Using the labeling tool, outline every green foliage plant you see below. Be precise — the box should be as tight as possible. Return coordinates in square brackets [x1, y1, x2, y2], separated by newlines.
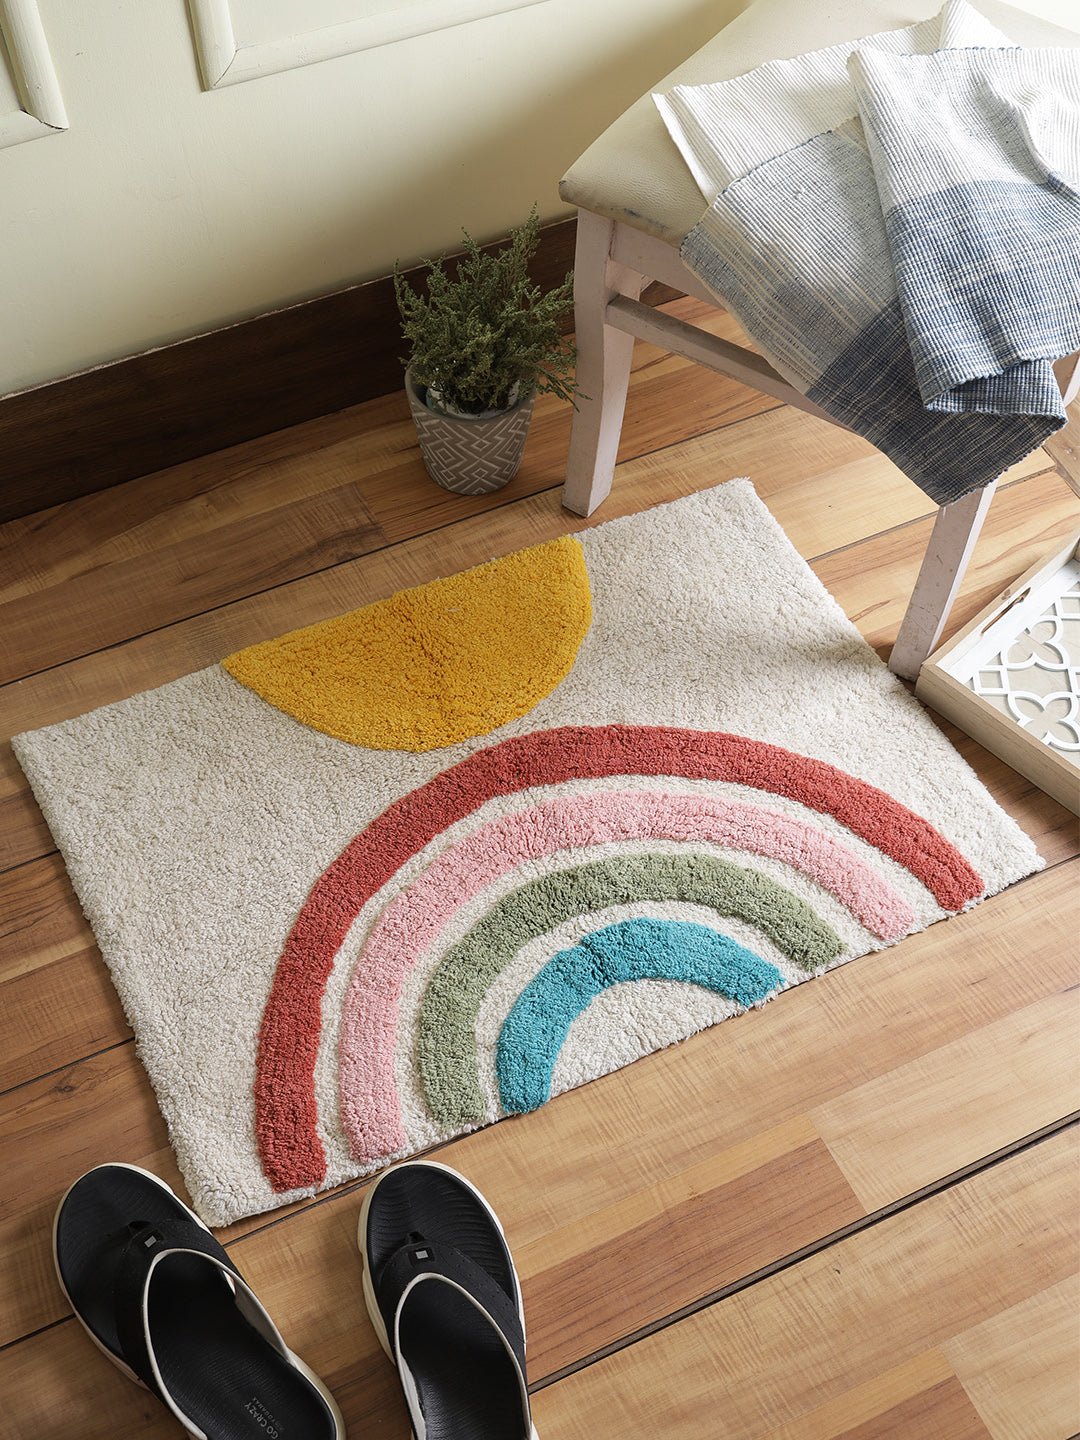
[394, 205, 577, 417]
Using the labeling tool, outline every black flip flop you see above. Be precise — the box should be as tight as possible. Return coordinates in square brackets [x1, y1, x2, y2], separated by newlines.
[359, 1160, 538, 1440]
[53, 1163, 345, 1440]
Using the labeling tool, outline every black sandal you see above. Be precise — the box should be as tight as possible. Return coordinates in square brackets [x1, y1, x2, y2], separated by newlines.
[53, 1163, 344, 1439]
[359, 1161, 538, 1440]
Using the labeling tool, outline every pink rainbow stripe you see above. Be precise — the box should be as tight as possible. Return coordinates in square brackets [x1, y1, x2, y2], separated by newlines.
[254, 725, 982, 1192]
[337, 789, 916, 1162]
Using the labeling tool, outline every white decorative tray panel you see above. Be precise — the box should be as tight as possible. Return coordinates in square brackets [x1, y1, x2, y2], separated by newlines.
[916, 530, 1080, 814]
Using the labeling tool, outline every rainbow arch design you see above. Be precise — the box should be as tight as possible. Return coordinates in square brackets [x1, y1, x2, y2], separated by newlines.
[254, 725, 983, 1193]
[336, 787, 916, 1164]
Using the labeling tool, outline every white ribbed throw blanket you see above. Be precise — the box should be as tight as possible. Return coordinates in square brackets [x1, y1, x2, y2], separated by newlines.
[655, 0, 1080, 504]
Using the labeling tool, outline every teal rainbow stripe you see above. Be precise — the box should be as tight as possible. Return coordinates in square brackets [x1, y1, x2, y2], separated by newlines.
[495, 918, 781, 1114]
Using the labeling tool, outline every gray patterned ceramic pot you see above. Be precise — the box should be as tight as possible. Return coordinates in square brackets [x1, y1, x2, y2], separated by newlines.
[404, 368, 537, 495]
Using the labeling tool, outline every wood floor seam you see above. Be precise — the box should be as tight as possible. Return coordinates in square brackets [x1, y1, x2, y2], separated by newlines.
[800, 465, 1055, 567]
[0, 483, 569, 688]
[613, 399, 788, 468]
[0, 464, 1061, 689]
[0, 1037, 135, 1103]
[529, 1111, 1080, 1392]
[15, 1116, 1073, 1383]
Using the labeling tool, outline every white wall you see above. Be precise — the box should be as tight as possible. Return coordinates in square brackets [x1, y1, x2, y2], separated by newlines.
[1, 0, 1074, 399]
[0, 0, 740, 397]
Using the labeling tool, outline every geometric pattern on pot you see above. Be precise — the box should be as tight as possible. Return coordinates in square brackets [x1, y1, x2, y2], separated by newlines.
[254, 724, 984, 1194]
[405, 369, 539, 494]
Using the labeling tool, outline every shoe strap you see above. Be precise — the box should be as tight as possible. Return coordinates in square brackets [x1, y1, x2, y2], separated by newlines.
[377, 1239, 527, 1371]
[112, 1218, 242, 1395]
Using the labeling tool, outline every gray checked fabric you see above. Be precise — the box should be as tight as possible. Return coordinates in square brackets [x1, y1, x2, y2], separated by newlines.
[657, 0, 1080, 504]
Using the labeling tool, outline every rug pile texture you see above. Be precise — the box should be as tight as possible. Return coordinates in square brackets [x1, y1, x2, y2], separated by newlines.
[14, 481, 1042, 1226]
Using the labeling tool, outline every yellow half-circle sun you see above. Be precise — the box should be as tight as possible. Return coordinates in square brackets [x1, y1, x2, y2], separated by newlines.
[222, 535, 592, 752]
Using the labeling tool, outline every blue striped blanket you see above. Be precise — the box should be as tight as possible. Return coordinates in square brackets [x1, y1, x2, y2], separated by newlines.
[656, 0, 1080, 504]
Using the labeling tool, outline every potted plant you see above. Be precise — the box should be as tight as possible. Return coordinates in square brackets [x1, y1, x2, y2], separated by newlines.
[394, 206, 577, 495]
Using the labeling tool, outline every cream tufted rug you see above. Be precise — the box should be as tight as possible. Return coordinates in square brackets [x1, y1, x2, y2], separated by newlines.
[14, 480, 1042, 1227]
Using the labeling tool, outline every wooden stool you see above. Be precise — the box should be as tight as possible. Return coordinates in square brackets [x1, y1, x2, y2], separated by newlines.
[558, 0, 1080, 678]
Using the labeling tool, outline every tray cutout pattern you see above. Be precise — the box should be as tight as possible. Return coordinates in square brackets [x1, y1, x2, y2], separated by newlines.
[959, 563, 1080, 757]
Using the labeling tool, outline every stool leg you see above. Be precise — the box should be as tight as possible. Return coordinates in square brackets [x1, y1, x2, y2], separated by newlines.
[889, 481, 997, 681]
[562, 212, 644, 516]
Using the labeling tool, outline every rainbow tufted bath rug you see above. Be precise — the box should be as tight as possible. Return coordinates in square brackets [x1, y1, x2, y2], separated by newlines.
[13, 480, 1042, 1226]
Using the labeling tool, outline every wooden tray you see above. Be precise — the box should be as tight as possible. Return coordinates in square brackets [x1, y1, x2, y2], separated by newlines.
[916, 529, 1080, 814]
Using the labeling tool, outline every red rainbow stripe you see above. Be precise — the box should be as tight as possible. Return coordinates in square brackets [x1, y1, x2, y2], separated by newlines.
[254, 725, 983, 1192]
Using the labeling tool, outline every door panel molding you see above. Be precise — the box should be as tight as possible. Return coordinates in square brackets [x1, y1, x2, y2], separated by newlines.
[0, 0, 67, 147]
[189, 0, 550, 89]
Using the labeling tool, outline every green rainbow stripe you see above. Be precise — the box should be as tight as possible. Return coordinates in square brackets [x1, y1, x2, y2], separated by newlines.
[417, 851, 842, 1128]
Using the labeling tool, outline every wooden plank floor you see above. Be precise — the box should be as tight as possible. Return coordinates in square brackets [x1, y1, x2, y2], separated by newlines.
[2, 298, 1078, 1439]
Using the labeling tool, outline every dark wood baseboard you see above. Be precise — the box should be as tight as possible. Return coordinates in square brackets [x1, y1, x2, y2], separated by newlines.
[1, 217, 598, 525]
